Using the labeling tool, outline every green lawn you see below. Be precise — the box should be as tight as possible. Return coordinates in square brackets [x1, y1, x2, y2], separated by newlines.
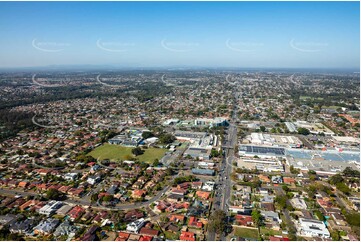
[260, 227, 282, 236]
[234, 227, 259, 240]
[164, 231, 179, 240]
[88, 144, 167, 163]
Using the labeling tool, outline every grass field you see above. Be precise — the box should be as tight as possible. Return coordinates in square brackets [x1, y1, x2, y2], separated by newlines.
[234, 227, 259, 240]
[299, 96, 324, 101]
[260, 227, 282, 236]
[88, 143, 167, 163]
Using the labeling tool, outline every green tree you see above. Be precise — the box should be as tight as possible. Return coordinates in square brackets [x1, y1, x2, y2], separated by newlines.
[297, 127, 310, 135]
[142, 131, 154, 139]
[336, 182, 351, 195]
[208, 210, 227, 234]
[158, 133, 175, 144]
[260, 126, 266, 132]
[131, 147, 144, 156]
[45, 188, 63, 200]
[153, 159, 160, 167]
[252, 209, 263, 227]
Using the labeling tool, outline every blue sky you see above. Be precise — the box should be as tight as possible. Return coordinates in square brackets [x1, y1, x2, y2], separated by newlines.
[0, 1, 359, 69]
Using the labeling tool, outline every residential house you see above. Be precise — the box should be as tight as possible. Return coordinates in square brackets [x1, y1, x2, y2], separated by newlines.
[68, 206, 85, 221]
[53, 220, 78, 237]
[33, 218, 60, 235]
[180, 231, 196, 241]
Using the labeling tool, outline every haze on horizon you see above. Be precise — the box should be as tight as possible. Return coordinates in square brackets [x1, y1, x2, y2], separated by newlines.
[0, 1, 359, 69]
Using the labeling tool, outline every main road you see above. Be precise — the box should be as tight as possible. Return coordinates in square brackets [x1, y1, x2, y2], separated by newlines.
[207, 102, 239, 241]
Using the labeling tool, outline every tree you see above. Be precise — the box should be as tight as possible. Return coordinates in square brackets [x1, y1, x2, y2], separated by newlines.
[45, 188, 63, 200]
[142, 131, 154, 139]
[314, 210, 325, 221]
[131, 147, 144, 156]
[91, 193, 99, 203]
[329, 174, 344, 185]
[251, 209, 262, 227]
[158, 133, 175, 144]
[208, 210, 227, 234]
[343, 167, 360, 177]
[336, 182, 351, 195]
[330, 230, 340, 241]
[260, 126, 266, 132]
[297, 127, 310, 135]
[275, 195, 287, 209]
[153, 159, 160, 167]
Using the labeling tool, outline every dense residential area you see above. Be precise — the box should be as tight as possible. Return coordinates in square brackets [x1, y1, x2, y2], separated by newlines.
[0, 70, 359, 241]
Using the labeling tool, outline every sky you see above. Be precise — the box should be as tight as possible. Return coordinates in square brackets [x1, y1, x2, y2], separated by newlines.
[0, 1, 359, 69]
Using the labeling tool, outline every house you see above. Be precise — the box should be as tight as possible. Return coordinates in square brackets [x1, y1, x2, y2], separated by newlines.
[188, 216, 202, 229]
[132, 190, 146, 199]
[68, 206, 85, 221]
[126, 218, 145, 234]
[260, 203, 275, 212]
[269, 235, 290, 241]
[191, 182, 203, 189]
[167, 194, 184, 202]
[139, 235, 153, 241]
[92, 211, 108, 224]
[180, 231, 196, 241]
[290, 197, 308, 210]
[67, 188, 84, 198]
[128, 234, 141, 241]
[33, 218, 60, 235]
[261, 211, 281, 223]
[196, 191, 211, 200]
[164, 222, 180, 233]
[317, 197, 333, 209]
[139, 227, 159, 237]
[18, 181, 29, 189]
[59, 185, 71, 193]
[177, 182, 190, 190]
[53, 220, 78, 237]
[258, 174, 271, 183]
[271, 175, 283, 184]
[9, 218, 38, 234]
[297, 218, 330, 238]
[116, 232, 130, 241]
[283, 177, 296, 185]
[171, 188, 187, 196]
[81, 211, 95, 222]
[63, 173, 78, 181]
[125, 210, 144, 222]
[8, 180, 19, 188]
[80, 225, 99, 241]
[56, 204, 73, 216]
[169, 214, 185, 224]
[202, 181, 215, 191]
[39, 201, 63, 216]
[87, 175, 101, 185]
[235, 214, 253, 227]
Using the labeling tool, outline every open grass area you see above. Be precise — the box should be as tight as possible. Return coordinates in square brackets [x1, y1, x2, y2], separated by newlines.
[234, 227, 259, 240]
[88, 143, 167, 163]
[300, 96, 324, 101]
[260, 227, 282, 236]
[164, 231, 179, 240]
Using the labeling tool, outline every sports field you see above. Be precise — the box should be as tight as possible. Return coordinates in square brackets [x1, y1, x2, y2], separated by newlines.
[88, 143, 167, 163]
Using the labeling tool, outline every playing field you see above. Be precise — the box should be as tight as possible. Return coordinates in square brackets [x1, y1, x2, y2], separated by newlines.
[88, 143, 167, 163]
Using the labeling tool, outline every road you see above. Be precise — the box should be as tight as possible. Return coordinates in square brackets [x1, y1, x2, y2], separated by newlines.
[207, 102, 239, 241]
